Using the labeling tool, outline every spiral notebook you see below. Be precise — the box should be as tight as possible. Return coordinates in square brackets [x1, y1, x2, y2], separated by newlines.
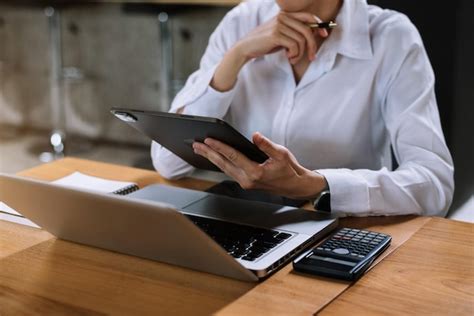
[0, 172, 140, 227]
[51, 172, 140, 195]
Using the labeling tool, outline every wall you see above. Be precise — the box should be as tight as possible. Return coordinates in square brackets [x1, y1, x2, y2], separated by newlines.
[0, 2, 229, 144]
[451, 0, 474, 212]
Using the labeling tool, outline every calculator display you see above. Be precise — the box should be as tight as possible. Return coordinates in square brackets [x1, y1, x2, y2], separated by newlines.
[307, 254, 356, 272]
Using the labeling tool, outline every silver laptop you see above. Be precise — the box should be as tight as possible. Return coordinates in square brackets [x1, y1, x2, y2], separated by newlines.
[0, 173, 337, 281]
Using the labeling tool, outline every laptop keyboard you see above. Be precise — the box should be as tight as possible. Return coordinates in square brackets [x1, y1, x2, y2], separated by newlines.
[186, 214, 292, 262]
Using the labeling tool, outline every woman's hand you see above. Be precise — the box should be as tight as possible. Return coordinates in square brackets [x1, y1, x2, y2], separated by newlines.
[192, 132, 327, 199]
[210, 11, 328, 92]
[236, 11, 328, 64]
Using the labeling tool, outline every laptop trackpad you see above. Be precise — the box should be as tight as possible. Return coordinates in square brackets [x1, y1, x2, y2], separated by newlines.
[128, 184, 208, 209]
[183, 194, 332, 231]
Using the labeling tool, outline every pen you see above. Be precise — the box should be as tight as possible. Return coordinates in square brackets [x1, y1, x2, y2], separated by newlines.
[307, 21, 338, 29]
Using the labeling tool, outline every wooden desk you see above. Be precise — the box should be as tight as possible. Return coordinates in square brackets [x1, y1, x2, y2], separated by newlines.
[319, 218, 474, 315]
[0, 158, 472, 315]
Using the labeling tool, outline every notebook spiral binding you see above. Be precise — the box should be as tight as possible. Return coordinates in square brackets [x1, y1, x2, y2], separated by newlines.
[112, 184, 140, 195]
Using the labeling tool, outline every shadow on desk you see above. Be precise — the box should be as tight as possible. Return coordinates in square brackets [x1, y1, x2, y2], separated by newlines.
[0, 238, 255, 315]
[339, 215, 420, 230]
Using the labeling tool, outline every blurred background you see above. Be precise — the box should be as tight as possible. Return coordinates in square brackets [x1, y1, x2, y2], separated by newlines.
[0, 0, 472, 222]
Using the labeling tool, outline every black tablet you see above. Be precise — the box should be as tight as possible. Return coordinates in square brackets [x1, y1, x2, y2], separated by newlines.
[111, 108, 269, 172]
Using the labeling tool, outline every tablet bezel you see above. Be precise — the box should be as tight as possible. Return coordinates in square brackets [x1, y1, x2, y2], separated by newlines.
[111, 107, 268, 172]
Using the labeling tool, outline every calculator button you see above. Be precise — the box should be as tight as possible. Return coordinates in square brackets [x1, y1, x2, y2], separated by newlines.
[316, 247, 324, 251]
[333, 248, 350, 255]
[357, 255, 365, 258]
[324, 248, 332, 251]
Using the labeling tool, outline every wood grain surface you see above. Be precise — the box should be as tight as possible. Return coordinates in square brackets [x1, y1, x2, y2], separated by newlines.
[0, 220, 51, 259]
[319, 218, 474, 315]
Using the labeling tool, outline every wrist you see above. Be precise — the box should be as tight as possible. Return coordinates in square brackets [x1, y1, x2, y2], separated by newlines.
[210, 45, 248, 92]
[298, 170, 328, 200]
[228, 43, 251, 67]
[305, 171, 331, 212]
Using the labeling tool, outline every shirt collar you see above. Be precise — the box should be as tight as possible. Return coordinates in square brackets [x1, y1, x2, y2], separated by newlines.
[262, 0, 373, 63]
[331, 0, 373, 60]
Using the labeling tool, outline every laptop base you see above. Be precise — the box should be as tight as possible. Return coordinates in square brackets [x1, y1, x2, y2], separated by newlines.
[205, 180, 307, 208]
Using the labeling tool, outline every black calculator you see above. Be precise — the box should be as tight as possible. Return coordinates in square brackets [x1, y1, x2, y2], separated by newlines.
[293, 228, 391, 281]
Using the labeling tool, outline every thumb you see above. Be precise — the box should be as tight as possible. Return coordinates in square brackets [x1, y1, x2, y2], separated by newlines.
[253, 132, 283, 160]
[253, 132, 307, 175]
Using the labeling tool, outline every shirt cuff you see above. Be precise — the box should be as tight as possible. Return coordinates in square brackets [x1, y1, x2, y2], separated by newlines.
[316, 168, 370, 216]
[171, 65, 237, 118]
[151, 141, 195, 179]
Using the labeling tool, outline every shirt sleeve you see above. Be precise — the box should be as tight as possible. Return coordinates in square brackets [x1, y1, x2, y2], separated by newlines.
[317, 23, 454, 217]
[151, 4, 246, 179]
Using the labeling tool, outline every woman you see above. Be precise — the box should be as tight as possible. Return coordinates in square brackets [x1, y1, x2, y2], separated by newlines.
[151, 0, 454, 217]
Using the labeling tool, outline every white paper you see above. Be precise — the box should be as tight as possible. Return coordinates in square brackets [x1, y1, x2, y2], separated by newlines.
[51, 171, 137, 194]
[0, 201, 21, 216]
[0, 202, 39, 228]
[0, 212, 39, 228]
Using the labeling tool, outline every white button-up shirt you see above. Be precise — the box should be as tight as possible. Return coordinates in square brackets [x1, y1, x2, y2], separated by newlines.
[151, 0, 454, 217]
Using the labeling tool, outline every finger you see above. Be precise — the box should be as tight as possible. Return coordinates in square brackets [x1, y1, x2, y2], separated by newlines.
[277, 23, 306, 64]
[193, 142, 243, 180]
[274, 33, 300, 60]
[279, 13, 318, 61]
[252, 132, 307, 175]
[309, 14, 329, 38]
[284, 11, 319, 24]
[318, 28, 329, 38]
[285, 12, 330, 42]
[203, 138, 259, 174]
[252, 132, 285, 160]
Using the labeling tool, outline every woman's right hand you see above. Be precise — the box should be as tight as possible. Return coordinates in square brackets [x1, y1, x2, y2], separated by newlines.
[210, 11, 328, 92]
[235, 11, 329, 65]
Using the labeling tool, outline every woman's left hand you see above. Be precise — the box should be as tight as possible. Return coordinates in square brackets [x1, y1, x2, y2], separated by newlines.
[192, 132, 327, 199]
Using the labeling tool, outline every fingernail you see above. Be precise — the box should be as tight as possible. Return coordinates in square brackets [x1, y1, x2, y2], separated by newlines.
[313, 15, 322, 23]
